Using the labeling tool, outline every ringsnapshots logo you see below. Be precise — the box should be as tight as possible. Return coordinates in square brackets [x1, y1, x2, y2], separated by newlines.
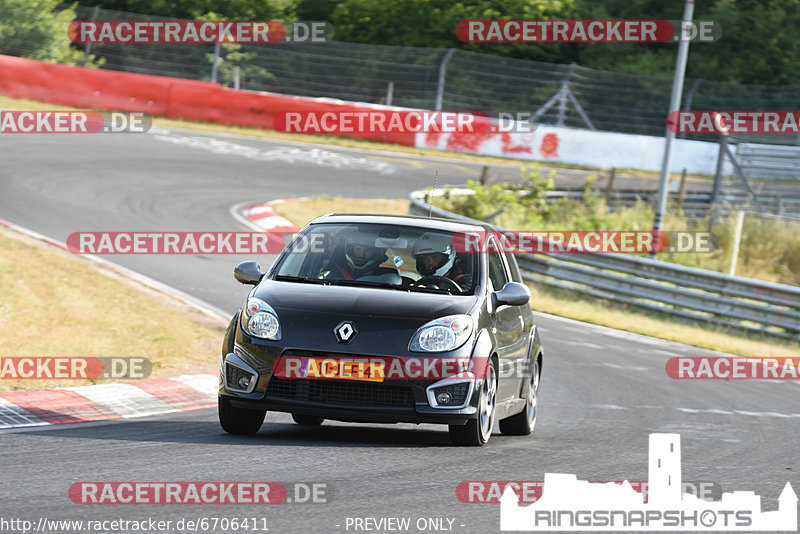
[499, 434, 797, 531]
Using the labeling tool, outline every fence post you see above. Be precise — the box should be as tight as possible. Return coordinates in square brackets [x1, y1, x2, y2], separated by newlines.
[556, 63, 577, 127]
[81, 6, 99, 67]
[605, 167, 616, 203]
[651, 0, 694, 260]
[709, 135, 727, 225]
[234, 66, 240, 90]
[211, 41, 221, 83]
[728, 210, 745, 276]
[435, 49, 455, 111]
[479, 165, 490, 185]
[677, 168, 687, 210]
[385, 81, 394, 106]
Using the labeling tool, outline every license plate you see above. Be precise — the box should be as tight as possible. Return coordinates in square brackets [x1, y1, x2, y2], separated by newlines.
[299, 357, 384, 382]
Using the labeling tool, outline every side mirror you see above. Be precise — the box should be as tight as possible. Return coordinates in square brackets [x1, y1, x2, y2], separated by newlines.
[234, 261, 264, 285]
[491, 281, 530, 309]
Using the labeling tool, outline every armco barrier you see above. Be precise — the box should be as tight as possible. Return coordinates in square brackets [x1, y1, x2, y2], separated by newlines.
[409, 190, 800, 341]
[0, 55, 417, 146]
[0, 55, 728, 175]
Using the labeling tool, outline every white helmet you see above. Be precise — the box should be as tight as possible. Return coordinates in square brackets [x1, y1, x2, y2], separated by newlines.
[413, 232, 456, 277]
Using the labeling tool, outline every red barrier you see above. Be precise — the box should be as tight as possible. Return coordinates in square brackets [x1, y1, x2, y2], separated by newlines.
[0, 55, 416, 146]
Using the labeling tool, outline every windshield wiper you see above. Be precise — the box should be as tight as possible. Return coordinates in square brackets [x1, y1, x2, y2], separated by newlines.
[326, 279, 461, 295]
[276, 276, 465, 295]
[274, 275, 328, 284]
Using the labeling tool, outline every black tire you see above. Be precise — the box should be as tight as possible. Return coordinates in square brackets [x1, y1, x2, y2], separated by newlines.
[449, 359, 498, 446]
[292, 414, 324, 426]
[500, 356, 539, 436]
[218, 395, 266, 435]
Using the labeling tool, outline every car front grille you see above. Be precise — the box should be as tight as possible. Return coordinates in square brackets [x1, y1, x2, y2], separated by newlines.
[265, 377, 413, 408]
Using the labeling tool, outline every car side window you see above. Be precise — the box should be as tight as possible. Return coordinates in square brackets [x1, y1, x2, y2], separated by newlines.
[487, 241, 509, 291]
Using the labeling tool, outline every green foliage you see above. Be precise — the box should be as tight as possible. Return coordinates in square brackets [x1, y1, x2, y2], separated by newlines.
[0, 0, 85, 65]
[331, 0, 572, 52]
[327, 0, 800, 85]
[201, 12, 274, 86]
[711, 213, 800, 285]
[46, 0, 800, 84]
[435, 164, 555, 222]
[441, 176, 800, 286]
[76, 0, 295, 20]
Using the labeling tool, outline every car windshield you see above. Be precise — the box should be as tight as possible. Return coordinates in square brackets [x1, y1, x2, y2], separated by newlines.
[273, 222, 478, 295]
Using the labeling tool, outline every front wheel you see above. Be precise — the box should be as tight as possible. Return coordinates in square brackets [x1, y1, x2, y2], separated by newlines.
[218, 396, 266, 435]
[500, 357, 539, 436]
[449, 359, 497, 446]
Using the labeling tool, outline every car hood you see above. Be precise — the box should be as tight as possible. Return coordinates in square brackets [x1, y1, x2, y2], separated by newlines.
[252, 279, 478, 320]
[243, 280, 480, 356]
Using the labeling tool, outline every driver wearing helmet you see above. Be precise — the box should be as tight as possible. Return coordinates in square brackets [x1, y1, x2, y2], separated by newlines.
[322, 231, 393, 280]
[412, 232, 472, 289]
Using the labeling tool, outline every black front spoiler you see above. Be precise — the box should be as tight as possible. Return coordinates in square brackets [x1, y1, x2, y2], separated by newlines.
[226, 395, 475, 425]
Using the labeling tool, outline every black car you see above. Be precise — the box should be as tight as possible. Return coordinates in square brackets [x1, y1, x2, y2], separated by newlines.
[218, 214, 543, 446]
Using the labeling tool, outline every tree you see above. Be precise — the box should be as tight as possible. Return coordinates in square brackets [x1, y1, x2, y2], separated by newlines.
[0, 0, 85, 64]
[74, 0, 295, 20]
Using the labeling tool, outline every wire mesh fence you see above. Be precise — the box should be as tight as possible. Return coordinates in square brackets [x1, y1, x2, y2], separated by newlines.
[2, 3, 800, 143]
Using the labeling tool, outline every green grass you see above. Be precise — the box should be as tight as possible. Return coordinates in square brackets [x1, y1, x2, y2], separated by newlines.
[0, 226, 225, 392]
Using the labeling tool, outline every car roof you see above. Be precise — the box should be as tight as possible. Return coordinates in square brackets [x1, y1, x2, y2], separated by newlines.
[308, 213, 490, 233]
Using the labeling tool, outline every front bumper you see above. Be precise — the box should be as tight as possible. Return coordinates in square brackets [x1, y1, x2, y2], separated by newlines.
[220, 344, 481, 426]
[227, 394, 476, 425]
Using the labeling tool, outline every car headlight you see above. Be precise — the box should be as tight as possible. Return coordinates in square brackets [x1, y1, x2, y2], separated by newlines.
[409, 315, 472, 353]
[242, 297, 281, 340]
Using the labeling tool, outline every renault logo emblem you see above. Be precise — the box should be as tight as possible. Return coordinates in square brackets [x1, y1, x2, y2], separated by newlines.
[335, 321, 357, 343]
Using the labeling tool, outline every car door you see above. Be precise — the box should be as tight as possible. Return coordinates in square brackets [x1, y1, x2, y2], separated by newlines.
[486, 240, 528, 401]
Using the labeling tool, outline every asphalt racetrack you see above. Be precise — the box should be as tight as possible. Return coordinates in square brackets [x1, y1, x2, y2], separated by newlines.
[0, 128, 798, 533]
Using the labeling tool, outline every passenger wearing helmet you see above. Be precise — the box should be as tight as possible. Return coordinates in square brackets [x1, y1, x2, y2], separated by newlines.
[412, 232, 472, 289]
[321, 231, 393, 280]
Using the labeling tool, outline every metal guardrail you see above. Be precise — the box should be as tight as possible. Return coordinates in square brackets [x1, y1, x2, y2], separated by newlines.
[736, 143, 800, 181]
[545, 189, 800, 217]
[409, 190, 800, 341]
